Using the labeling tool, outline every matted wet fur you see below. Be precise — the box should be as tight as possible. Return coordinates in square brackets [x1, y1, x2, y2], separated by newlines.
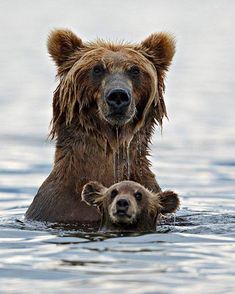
[25, 29, 175, 226]
[82, 181, 180, 232]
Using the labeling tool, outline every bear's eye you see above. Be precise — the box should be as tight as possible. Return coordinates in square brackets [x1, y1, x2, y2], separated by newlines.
[92, 65, 105, 76]
[134, 192, 142, 201]
[128, 65, 140, 77]
[110, 189, 118, 199]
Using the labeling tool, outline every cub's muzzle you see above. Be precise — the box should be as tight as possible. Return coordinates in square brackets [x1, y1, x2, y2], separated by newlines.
[116, 198, 129, 216]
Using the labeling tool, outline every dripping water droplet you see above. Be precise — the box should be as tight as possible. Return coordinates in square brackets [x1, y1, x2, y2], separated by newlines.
[126, 140, 131, 180]
[113, 151, 116, 183]
[138, 132, 143, 178]
[116, 127, 120, 182]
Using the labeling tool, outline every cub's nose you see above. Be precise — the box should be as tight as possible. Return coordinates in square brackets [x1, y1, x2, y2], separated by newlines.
[105, 89, 131, 111]
[116, 198, 129, 212]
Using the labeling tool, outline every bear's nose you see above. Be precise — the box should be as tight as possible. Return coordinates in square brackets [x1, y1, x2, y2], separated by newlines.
[105, 89, 131, 111]
[116, 198, 129, 212]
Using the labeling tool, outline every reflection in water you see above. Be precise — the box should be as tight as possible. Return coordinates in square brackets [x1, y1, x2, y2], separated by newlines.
[0, 0, 235, 293]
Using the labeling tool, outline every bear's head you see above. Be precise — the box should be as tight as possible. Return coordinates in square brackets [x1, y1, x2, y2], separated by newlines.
[81, 180, 179, 232]
[47, 29, 175, 144]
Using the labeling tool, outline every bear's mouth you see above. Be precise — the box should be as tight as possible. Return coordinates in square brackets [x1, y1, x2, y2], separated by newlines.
[110, 209, 136, 225]
[106, 110, 133, 124]
[114, 210, 132, 218]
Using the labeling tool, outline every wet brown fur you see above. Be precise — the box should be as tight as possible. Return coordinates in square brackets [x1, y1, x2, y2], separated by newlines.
[25, 29, 175, 226]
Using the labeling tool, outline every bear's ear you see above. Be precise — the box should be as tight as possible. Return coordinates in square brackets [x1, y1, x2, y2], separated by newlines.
[158, 191, 180, 214]
[138, 33, 176, 71]
[47, 29, 84, 67]
[81, 181, 107, 208]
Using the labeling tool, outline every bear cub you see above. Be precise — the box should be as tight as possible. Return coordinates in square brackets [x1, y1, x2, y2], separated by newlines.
[82, 180, 180, 232]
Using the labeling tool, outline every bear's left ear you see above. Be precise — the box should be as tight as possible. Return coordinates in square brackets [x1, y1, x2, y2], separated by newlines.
[81, 181, 107, 208]
[47, 29, 84, 67]
[158, 191, 180, 214]
[138, 33, 176, 71]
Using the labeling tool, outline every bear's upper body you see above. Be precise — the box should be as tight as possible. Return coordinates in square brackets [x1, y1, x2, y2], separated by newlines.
[25, 29, 175, 227]
[82, 180, 180, 232]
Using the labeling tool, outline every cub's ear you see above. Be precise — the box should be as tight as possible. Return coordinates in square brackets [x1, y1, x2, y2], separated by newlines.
[81, 181, 107, 208]
[138, 33, 176, 71]
[47, 29, 84, 67]
[158, 190, 180, 214]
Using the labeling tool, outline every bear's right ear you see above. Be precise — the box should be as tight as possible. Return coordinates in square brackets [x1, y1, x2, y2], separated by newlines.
[81, 181, 107, 208]
[138, 33, 176, 71]
[47, 29, 84, 67]
[158, 190, 180, 214]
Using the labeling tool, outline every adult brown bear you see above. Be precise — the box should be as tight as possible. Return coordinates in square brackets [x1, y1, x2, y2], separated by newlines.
[25, 29, 175, 227]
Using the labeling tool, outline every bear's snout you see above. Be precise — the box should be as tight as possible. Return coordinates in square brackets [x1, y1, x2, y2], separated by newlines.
[116, 198, 130, 215]
[110, 195, 137, 224]
[105, 88, 131, 112]
[101, 72, 135, 126]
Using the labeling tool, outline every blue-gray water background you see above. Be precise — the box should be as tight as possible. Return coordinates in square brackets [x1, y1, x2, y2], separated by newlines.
[0, 0, 235, 293]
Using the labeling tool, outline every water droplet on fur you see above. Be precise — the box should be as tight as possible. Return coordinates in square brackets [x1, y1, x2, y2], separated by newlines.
[126, 140, 131, 180]
[112, 127, 122, 183]
[137, 132, 143, 177]
[116, 127, 120, 182]
[112, 128, 134, 182]
[113, 151, 116, 183]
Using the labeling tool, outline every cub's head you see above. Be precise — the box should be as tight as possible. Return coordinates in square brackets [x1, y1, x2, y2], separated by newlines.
[48, 29, 175, 140]
[81, 180, 179, 232]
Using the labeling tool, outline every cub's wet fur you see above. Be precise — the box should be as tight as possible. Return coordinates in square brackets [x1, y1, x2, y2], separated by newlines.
[82, 181, 180, 232]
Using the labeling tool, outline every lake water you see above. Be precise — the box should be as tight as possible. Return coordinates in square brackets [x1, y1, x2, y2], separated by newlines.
[0, 1, 235, 293]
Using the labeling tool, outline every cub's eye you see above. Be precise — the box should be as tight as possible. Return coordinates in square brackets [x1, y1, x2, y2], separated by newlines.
[134, 192, 142, 201]
[92, 65, 105, 76]
[129, 66, 140, 77]
[110, 189, 118, 199]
